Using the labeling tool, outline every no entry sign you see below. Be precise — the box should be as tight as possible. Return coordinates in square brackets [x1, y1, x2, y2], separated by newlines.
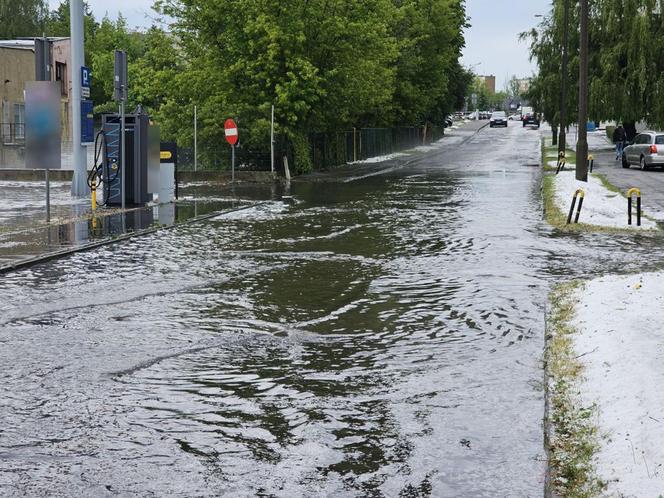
[224, 118, 239, 145]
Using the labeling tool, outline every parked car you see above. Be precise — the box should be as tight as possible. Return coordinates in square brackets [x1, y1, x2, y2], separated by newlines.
[489, 111, 507, 128]
[521, 106, 540, 128]
[621, 131, 664, 170]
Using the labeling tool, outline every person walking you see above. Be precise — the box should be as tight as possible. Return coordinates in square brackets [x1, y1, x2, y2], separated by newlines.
[613, 124, 626, 160]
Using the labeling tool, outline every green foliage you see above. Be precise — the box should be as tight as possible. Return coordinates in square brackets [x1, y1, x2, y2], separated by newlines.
[546, 282, 606, 497]
[88, 15, 146, 112]
[520, 1, 579, 128]
[154, 0, 470, 161]
[527, 0, 664, 128]
[45, 2, 151, 113]
[39, 0, 470, 173]
[605, 124, 616, 141]
[505, 75, 523, 97]
[0, 0, 48, 39]
[291, 132, 313, 174]
[392, 0, 468, 124]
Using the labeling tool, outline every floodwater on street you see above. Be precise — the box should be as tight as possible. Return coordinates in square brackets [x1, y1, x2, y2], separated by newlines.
[1, 123, 662, 496]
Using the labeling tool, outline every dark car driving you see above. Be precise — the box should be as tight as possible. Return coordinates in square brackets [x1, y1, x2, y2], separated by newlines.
[489, 111, 507, 128]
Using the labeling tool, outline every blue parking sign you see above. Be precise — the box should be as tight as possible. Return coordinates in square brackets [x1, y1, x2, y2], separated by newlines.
[81, 66, 91, 88]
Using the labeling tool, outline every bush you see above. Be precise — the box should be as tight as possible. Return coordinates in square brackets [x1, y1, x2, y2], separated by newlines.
[606, 125, 616, 141]
[292, 132, 313, 175]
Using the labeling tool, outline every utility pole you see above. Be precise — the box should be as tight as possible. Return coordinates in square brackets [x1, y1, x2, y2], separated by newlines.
[558, 0, 569, 155]
[576, 0, 589, 181]
[270, 104, 275, 173]
[70, 0, 88, 197]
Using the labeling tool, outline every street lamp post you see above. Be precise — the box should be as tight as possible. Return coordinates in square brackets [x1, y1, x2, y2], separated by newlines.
[558, 0, 569, 155]
[576, 0, 589, 181]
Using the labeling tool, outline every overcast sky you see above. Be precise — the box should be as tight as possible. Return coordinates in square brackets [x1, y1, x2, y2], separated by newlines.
[49, 0, 552, 90]
[461, 0, 552, 90]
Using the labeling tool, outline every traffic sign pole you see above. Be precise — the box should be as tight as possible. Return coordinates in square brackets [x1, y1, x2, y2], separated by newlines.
[224, 118, 239, 184]
[231, 144, 235, 183]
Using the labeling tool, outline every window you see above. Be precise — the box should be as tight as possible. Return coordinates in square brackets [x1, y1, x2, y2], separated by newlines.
[55, 62, 67, 95]
[13, 103, 24, 140]
[1, 99, 9, 143]
[655, 135, 664, 145]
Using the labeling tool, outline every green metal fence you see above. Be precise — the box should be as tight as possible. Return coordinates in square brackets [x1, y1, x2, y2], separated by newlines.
[177, 125, 446, 172]
[309, 125, 445, 170]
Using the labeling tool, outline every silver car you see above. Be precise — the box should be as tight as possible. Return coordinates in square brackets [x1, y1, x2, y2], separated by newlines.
[622, 131, 664, 170]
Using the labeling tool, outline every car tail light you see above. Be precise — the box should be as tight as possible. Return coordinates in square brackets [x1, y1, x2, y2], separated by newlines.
[650, 145, 658, 153]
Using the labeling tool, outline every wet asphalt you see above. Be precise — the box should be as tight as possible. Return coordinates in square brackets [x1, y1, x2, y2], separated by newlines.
[2, 120, 663, 496]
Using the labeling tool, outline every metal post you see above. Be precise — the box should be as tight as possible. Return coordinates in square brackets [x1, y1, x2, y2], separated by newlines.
[353, 127, 357, 161]
[70, 0, 88, 197]
[120, 101, 126, 209]
[231, 144, 235, 183]
[45, 168, 50, 222]
[558, 0, 569, 155]
[576, 0, 589, 182]
[270, 104, 275, 173]
[194, 105, 197, 172]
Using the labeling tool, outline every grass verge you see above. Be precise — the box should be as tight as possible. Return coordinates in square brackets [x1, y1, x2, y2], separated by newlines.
[541, 174, 614, 232]
[541, 135, 576, 171]
[591, 172, 622, 195]
[545, 282, 605, 497]
[541, 159, 659, 232]
[591, 172, 660, 226]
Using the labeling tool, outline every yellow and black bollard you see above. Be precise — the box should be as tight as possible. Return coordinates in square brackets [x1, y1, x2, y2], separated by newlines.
[567, 188, 585, 224]
[588, 154, 594, 173]
[91, 181, 97, 211]
[556, 151, 566, 174]
[627, 187, 641, 226]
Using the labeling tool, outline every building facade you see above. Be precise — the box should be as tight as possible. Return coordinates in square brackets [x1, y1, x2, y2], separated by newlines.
[516, 78, 531, 95]
[0, 37, 72, 168]
[477, 75, 496, 94]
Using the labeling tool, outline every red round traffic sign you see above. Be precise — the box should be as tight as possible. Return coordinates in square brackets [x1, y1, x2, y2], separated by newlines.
[224, 118, 239, 145]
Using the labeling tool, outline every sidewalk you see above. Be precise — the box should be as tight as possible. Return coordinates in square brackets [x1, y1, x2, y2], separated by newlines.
[541, 124, 664, 221]
[542, 123, 664, 495]
[0, 119, 486, 272]
[574, 272, 664, 494]
[0, 181, 262, 272]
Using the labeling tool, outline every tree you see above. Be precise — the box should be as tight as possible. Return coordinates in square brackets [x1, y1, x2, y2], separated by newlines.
[589, 0, 664, 138]
[521, 1, 579, 143]
[0, 0, 48, 39]
[505, 75, 522, 98]
[131, 27, 181, 114]
[526, 0, 664, 140]
[156, 0, 402, 173]
[44, 0, 96, 41]
[86, 14, 145, 112]
[391, 0, 468, 125]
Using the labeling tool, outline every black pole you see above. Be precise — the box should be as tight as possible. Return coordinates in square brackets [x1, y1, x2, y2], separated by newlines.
[558, 0, 569, 155]
[576, 0, 589, 181]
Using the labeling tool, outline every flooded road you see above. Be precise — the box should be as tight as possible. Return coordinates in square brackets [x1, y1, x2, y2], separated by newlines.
[1, 123, 661, 496]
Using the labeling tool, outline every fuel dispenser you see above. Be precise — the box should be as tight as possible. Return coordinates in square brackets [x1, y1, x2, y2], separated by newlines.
[87, 107, 158, 207]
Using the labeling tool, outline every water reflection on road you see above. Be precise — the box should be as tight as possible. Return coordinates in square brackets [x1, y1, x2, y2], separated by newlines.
[1, 124, 662, 496]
